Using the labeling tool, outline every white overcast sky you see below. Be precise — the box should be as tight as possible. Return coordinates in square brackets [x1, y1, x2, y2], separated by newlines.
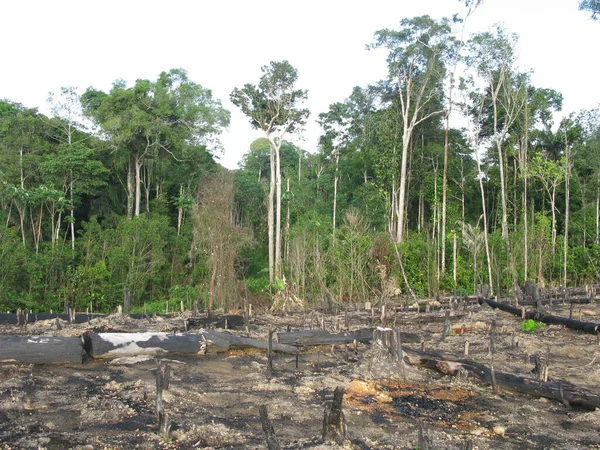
[0, 0, 597, 168]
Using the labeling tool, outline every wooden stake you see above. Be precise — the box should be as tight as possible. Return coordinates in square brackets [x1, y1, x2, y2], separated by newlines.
[489, 320, 497, 355]
[267, 327, 275, 381]
[464, 340, 470, 358]
[569, 302, 574, 319]
[490, 357, 499, 394]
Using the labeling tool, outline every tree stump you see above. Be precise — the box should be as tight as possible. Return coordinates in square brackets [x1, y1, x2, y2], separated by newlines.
[322, 386, 346, 444]
[259, 405, 281, 450]
[373, 327, 403, 362]
[155, 359, 171, 435]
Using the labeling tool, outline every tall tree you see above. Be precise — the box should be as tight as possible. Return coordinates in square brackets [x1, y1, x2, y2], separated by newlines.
[46, 87, 106, 248]
[440, 2, 480, 276]
[82, 69, 229, 218]
[231, 61, 309, 284]
[467, 27, 526, 243]
[370, 16, 452, 242]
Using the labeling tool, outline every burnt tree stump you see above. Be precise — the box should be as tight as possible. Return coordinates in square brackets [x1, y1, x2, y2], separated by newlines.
[155, 359, 171, 435]
[259, 405, 281, 450]
[322, 386, 346, 444]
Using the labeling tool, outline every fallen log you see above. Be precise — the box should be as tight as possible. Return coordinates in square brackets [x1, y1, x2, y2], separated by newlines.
[277, 328, 421, 347]
[0, 335, 83, 364]
[403, 349, 600, 409]
[201, 330, 298, 355]
[187, 314, 245, 329]
[84, 330, 298, 359]
[478, 297, 600, 334]
[508, 297, 592, 306]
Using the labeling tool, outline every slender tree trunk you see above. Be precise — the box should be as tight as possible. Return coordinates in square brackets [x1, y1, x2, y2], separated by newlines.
[333, 148, 339, 237]
[563, 141, 570, 288]
[70, 177, 75, 251]
[523, 109, 529, 282]
[177, 186, 184, 237]
[396, 128, 411, 243]
[596, 171, 600, 246]
[551, 187, 557, 255]
[134, 154, 142, 217]
[268, 143, 276, 284]
[442, 114, 450, 274]
[286, 178, 290, 263]
[475, 149, 494, 296]
[495, 138, 509, 241]
[275, 142, 282, 281]
[127, 158, 135, 219]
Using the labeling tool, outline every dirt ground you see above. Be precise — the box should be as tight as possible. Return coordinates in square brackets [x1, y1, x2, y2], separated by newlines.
[0, 299, 599, 449]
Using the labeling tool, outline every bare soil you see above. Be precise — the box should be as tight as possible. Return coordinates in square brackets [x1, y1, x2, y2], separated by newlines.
[1, 301, 600, 449]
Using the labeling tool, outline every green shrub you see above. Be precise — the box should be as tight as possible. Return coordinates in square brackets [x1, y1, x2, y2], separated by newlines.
[520, 319, 544, 333]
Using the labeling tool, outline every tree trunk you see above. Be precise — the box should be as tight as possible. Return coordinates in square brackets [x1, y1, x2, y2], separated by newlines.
[333, 148, 339, 237]
[134, 153, 142, 217]
[275, 141, 282, 280]
[404, 348, 600, 409]
[83, 331, 298, 359]
[0, 336, 83, 364]
[396, 127, 411, 243]
[475, 141, 494, 295]
[478, 296, 600, 334]
[277, 328, 421, 347]
[127, 158, 134, 219]
[268, 142, 276, 284]
[563, 142, 570, 289]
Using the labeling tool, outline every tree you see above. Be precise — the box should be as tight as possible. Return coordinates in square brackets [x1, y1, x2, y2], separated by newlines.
[528, 152, 565, 255]
[191, 171, 247, 314]
[82, 69, 229, 218]
[318, 102, 351, 236]
[441, 2, 480, 276]
[370, 16, 453, 243]
[231, 61, 309, 284]
[467, 27, 526, 243]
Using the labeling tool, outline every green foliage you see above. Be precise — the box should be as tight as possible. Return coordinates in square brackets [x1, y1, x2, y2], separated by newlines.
[520, 319, 544, 333]
[579, 0, 600, 19]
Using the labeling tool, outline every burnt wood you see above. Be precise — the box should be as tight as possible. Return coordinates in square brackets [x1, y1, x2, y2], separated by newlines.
[478, 297, 600, 334]
[0, 335, 83, 364]
[403, 349, 600, 409]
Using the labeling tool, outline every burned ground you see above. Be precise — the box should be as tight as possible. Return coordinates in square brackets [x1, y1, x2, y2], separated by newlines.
[0, 300, 599, 449]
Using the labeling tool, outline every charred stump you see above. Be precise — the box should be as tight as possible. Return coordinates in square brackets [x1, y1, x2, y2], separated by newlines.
[322, 386, 346, 444]
[259, 405, 281, 450]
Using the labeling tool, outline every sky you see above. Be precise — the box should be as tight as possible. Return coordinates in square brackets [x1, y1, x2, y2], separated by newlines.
[0, 0, 597, 169]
